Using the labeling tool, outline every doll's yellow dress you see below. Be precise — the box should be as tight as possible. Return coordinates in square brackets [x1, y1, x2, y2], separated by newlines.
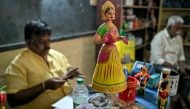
[91, 24, 127, 93]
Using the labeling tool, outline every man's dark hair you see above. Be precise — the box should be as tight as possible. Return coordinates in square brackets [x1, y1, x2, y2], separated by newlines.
[24, 20, 51, 41]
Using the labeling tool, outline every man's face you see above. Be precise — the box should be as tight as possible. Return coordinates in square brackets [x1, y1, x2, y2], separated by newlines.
[169, 22, 183, 38]
[27, 35, 50, 57]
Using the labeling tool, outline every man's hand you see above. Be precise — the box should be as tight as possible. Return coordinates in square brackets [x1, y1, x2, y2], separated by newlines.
[179, 66, 187, 75]
[63, 68, 85, 80]
[44, 68, 85, 90]
[44, 78, 66, 90]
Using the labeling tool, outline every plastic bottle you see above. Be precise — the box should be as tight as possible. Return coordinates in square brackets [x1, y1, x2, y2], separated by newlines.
[72, 78, 89, 108]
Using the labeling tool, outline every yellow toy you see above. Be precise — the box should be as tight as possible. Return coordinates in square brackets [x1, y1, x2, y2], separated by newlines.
[91, 1, 128, 93]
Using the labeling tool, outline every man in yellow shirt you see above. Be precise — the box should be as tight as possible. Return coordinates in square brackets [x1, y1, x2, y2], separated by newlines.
[4, 20, 85, 109]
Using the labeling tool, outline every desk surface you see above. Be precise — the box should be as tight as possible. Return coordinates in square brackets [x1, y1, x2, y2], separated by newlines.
[136, 88, 170, 109]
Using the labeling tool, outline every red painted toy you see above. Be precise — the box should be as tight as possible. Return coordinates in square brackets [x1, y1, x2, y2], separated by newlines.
[0, 91, 6, 104]
[119, 76, 137, 102]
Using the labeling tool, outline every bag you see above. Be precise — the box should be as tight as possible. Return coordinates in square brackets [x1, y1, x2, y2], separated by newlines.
[115, 40, 135, 72]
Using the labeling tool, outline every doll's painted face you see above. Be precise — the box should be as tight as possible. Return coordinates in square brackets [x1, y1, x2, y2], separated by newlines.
[165, 74, 170, 80]
[141, 66, 148, 73]
[105, 9, 115, 21]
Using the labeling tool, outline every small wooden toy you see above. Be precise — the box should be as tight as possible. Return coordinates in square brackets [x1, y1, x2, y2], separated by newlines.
[135, 63, 150, 95]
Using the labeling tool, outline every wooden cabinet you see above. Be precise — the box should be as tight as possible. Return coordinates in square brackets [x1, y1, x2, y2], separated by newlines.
[158, 0, 190, 31]
[122, 4, 160, 61]
[96, 0, 160, 62]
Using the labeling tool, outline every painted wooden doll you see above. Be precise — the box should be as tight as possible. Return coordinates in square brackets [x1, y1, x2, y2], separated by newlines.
[158, 68, 171, 89]
[135, 63, 150, 95]
[91, 1, 128, 93]
[157, 80, 170, 109]
[157, 68, 171, 109]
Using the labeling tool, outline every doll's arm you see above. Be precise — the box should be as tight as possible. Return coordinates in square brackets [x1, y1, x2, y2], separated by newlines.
[135, 73, 141, 81]
[122, 36, 128, 45]
[117, 36, 128, 45]
[117, 36, 122, 41]
[93, 33, 104, 44]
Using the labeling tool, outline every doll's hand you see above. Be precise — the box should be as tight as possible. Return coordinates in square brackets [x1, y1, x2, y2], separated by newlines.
[122, 36, 128, 45]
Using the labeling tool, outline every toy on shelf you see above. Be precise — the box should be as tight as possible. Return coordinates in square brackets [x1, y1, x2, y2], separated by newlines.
[135, 63, 150, 95]
[91, 1, 128, 94]
[157, 68, 171, 109]
[149, 9, 157, 30]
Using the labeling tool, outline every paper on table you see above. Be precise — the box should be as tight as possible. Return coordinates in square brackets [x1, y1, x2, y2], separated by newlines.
[52, 95, 73, 109]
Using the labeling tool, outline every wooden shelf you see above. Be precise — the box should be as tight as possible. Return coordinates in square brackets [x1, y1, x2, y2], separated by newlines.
[183, 43, 190, 46]
[135, 42, 150, 50]
[123, 5, 159, 9]
[161, 24, 190, 28]
[124, 26, 151, 32]
[162, 8, 190, 11]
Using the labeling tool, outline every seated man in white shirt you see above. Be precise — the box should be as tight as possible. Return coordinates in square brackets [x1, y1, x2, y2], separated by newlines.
[150, 15, 189, 76]
[150, 15, 190, 109]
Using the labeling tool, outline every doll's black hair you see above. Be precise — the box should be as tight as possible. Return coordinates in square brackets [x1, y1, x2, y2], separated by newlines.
[105, 7, 114, 14]
[161, 80, 169, 90]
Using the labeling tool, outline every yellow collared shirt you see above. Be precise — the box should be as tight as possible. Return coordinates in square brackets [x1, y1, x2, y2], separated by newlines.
[4, 48, 72, 109]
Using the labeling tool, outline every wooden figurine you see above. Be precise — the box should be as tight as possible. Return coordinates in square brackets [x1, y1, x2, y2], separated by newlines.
[91, 1, 128, 93]
[135, 63, 150, 95]
[158, 68, 171, 87]
[157, 80, 170, 109]
[157, 68, 171, 109]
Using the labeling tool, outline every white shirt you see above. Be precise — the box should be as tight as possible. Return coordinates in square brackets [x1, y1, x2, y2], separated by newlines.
[150, 28, 185, 65]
